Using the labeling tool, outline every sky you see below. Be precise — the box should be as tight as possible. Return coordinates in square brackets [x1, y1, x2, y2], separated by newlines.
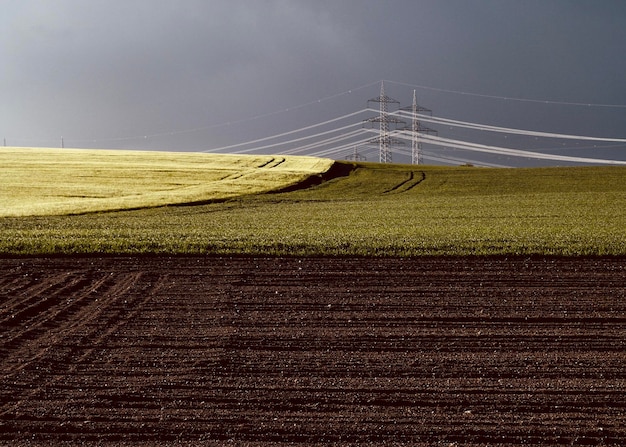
[2, 0, 626, 166]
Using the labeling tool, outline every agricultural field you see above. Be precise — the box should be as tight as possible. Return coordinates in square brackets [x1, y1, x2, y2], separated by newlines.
[0, 147, 333, 217]
[1, 148, 626, 255]
[1, 255, 625, 445]
[2, 148, 626, 445]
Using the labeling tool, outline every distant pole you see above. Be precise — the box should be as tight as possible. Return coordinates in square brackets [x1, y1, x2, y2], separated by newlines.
[346, 145, 366, 161]
[61, 137, 64, 148]
[3, 138, 5, 147]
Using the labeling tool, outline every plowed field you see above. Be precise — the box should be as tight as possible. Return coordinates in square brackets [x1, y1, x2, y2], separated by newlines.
[1, 256, 625, 446]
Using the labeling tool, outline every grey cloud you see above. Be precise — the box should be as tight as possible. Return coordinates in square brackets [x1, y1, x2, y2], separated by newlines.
[1, 0, 625, 164]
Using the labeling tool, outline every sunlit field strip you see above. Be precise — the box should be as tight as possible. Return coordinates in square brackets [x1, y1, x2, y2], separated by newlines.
[0, 147, 333, 217]
[2, 152, 625, 256]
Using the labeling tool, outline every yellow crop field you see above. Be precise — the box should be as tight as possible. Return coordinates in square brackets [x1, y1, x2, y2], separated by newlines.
[0, 147, 333, 217]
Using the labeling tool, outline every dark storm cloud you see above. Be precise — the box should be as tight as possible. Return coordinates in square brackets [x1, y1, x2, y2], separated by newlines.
[2, 1, 368, 144]
[2, 0, 625, 164]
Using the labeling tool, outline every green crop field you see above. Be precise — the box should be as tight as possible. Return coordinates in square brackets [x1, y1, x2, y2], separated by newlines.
[1, 147, 625, 256]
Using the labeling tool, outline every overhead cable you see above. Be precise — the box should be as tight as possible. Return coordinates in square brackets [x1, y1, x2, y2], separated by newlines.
[384, 109, 626, 143]
[415, 133, 626, 165]
[384, 79, 626, 109]
[202, 109, 369, 153]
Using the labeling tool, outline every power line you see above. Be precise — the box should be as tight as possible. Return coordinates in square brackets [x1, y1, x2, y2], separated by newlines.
[64, 81, 382, 145]
[307, 136, 375, 159]
[415, 133, 626, 165]
[8, 78, 626, 151]
[6, 79, 626, 167]
[200, 81, 626, 165]
[202, 109, 369, 153]
[389, 109, 626, 143]
[279, 129, 367, 156]
[384, 79, 626, 109]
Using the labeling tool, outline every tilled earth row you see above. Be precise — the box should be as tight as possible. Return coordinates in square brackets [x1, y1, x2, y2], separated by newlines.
[1, 256, 625, 446]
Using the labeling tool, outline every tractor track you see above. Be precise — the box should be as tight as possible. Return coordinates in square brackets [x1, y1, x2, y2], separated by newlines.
[1, 255, 625, 445]
[384, 170, 426, 194]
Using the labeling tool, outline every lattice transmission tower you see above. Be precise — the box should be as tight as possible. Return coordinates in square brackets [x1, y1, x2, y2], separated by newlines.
[401, 89, 438, 165]
[345, 145, 366, 162]
[364, 81, 405, 163]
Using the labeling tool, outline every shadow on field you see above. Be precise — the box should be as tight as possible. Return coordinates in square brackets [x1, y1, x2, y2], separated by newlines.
[269, 161, 357, 193]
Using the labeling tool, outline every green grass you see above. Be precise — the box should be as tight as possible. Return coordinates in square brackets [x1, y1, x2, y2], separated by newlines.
[1, 148, 626, 256]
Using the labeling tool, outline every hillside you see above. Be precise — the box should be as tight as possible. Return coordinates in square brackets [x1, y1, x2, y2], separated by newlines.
[1, 150, 626, 255]
[0, 147, 334, 217]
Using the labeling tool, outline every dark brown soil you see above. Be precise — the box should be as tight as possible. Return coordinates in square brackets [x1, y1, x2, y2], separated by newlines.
[1, 256, 626, 446]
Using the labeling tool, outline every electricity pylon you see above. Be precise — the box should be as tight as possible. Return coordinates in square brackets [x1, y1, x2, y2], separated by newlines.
[364, 81, 405, 163]
[401, 89, 437, 165]
[345, 145, 366, 162]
